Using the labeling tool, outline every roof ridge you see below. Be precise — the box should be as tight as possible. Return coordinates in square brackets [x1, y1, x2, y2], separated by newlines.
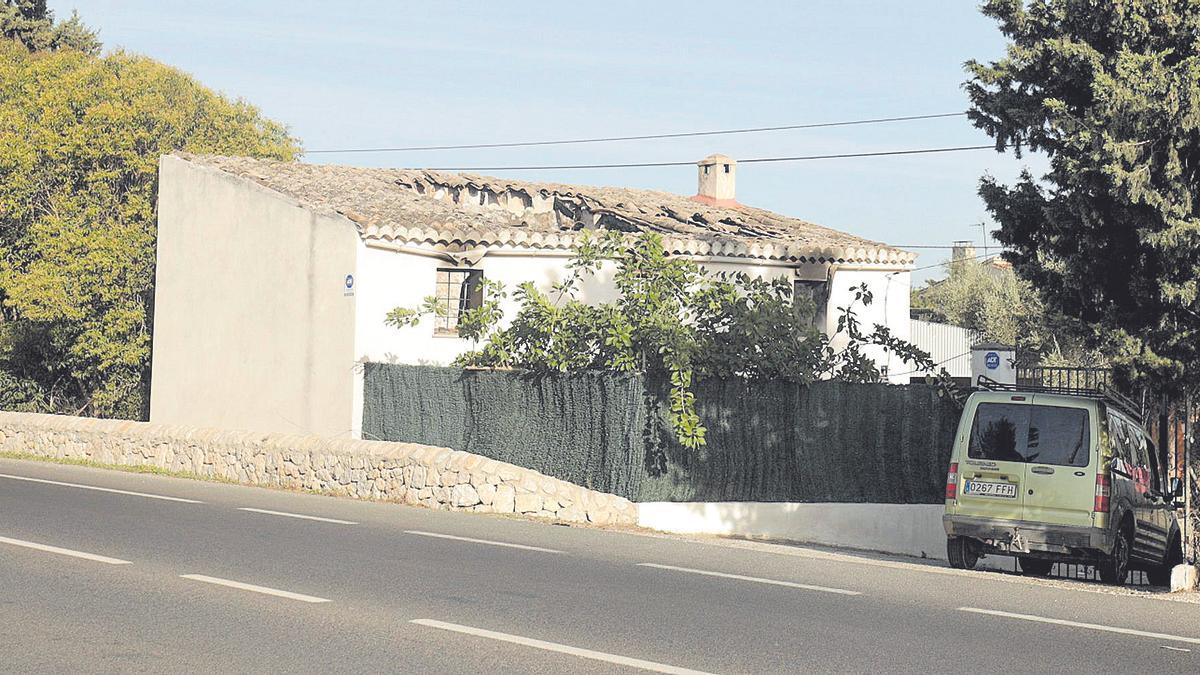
[172, 153, 916, 267]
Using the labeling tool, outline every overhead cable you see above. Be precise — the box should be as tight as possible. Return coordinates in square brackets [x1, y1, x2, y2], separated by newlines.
[412, 144, 996, 172]
[302, 112, 968, 154]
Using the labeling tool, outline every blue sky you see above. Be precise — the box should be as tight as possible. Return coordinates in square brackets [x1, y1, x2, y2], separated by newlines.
[53, 0, 1042, 283]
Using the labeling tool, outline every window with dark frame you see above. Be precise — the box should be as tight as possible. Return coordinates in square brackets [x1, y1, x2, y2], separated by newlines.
[793, 279, 830, 330]
[434, 268, 484, 335]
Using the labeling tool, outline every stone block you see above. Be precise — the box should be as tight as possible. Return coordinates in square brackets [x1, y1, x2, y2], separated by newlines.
[514, 492, 542, 514]
[518, 476, 539, 494]
[558, 506, 587, 523]
[451, 483, 481, 508]
[477, 483, 497, 506]
[587, 509, 614, 526]
[495, 465, 522, 482]
[492, 484, 516, 513]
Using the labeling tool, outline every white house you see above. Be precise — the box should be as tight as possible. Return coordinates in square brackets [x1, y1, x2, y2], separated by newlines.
[149, 153, 916, 439]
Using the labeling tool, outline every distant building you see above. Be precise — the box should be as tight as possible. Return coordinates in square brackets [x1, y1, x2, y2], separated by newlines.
[908, 319, 979, 381]
[149, 153, 916, 438]
[949, 240, 1012, 276]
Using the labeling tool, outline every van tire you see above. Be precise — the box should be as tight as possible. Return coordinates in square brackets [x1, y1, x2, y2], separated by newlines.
[1098, 522, 1132, 585]
[1018, 557, 1054, 577]
[1147, 532, 1183, 587]
[947, 536, 978, 570]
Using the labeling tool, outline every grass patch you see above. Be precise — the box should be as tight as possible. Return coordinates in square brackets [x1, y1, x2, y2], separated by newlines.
[0, 450, 238, 484]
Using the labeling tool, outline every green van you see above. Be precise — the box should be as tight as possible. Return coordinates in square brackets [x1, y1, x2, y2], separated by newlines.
[943, 383, 1184, 585]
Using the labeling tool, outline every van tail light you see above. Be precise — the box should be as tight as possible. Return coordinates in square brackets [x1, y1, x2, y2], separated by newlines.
[946, 462, 959, 501]
[1094, 473, 1110, 513]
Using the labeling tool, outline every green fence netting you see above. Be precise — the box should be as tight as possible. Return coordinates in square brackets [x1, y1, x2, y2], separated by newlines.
[362, 363, 960, 504]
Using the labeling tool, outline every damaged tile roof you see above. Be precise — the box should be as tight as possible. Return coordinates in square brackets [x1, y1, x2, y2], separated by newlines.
[175, 154, 915, 266]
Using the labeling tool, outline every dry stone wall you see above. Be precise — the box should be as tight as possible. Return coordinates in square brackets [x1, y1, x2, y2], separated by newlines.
[0, 412, 636, 526]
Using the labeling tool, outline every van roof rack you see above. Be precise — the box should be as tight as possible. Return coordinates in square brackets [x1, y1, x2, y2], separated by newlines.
[975, 375, 1143, 424]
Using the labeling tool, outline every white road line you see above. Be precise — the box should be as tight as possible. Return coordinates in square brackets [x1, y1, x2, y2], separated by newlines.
[0, 535, 131, 565]
[179, 574, 330, 603]
[1161, 646, 1192, 653]
[0, 473, 203, 504]
[404, 530, 562, 554]
[638, 563, 861, 596]
[236, 507, 357, 525]
[411, 619, 715, 675]
[958, 607, 1200, 645]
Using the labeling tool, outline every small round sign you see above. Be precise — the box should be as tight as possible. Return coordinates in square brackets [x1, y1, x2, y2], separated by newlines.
[344, 274, 355, 290]
[985, 351, 1001, 370]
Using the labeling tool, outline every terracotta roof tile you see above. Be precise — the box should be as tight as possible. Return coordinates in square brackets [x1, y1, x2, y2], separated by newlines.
[176, 154, 915, 266]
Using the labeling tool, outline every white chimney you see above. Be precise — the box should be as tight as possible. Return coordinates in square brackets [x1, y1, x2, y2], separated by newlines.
[694, 153, 737, 207]
[952, 240, 976, 263]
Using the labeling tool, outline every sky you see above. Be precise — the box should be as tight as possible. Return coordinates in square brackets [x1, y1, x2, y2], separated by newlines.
[51, 0, 1045, 283]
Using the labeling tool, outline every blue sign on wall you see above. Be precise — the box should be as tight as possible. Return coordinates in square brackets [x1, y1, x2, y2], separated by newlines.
[985, 351, 1001, 370]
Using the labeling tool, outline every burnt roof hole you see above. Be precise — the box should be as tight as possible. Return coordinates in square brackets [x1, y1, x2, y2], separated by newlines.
[596, 213, 640, 233]
[509, 190, 533, 210]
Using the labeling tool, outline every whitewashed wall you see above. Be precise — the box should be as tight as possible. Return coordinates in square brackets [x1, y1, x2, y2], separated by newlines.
[352, 246, 913, 386]
[826, 268, 913, 382]
[151, 157, 360, 438]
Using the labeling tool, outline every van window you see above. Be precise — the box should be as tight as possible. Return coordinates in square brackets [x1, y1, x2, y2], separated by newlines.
[968, 403, 1091, 467]
[1107, 414, 1133, 463]
[1145, 438, 1163, 493]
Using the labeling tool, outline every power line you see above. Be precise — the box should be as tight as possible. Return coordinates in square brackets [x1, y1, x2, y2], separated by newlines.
[894, 242, 993, 249]
[302, 112, 967, 154]
[408, 144, 996, 172]
[892, 251, 997, 277]
[892, 350, 974, 378]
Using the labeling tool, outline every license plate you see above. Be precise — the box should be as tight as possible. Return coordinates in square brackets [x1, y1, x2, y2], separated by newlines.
[964, 480, 1017, 499]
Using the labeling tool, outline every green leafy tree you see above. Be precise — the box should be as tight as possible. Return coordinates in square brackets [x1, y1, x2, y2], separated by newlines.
[912, 257, 1101, 366]
[1, 1, 99, 54]
[388, 231, 942, 448]
[0, 38, 299, 417]
[966, 0, 1200, 393]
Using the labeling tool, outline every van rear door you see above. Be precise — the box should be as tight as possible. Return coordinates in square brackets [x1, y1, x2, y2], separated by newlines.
[1020, 398, 1094, 527]
[960, 400, 1026, 521]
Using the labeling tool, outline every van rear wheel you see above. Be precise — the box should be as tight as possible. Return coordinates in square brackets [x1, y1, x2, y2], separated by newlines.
[947, 536, 978, 570]
[1018, 557, 1054, 577]
[1098, 524, 1132, 585]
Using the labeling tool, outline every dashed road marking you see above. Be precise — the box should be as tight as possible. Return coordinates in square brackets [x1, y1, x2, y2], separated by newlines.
[236, 507, 357, 525]
[179, 574, 330, 603]
[404, 530, 562, 554]
[0, 473, 203, 504]
[638, 563, 861, 596]
[0, 535, 131, 565]
[958, 607, 1200, 645]
[411, 619, 715, 675]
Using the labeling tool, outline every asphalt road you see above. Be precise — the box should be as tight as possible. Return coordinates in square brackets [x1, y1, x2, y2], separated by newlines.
[2, 457, 1200, 674]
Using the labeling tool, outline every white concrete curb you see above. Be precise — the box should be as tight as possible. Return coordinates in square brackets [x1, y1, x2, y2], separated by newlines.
[637, 501, 949, 560]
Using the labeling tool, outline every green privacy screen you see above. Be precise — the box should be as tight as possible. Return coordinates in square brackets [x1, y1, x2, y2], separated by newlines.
[362, 363, 960, 504]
